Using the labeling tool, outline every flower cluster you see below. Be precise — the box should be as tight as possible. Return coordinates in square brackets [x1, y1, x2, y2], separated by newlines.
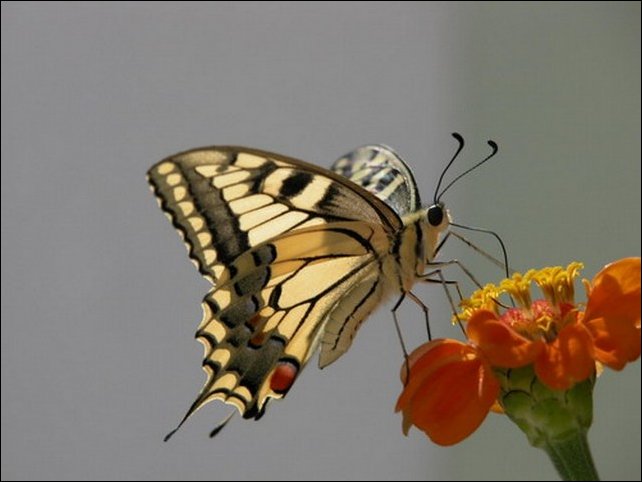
[396, 258, 641, 446]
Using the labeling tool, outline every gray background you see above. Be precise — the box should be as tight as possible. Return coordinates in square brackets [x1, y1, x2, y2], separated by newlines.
[2, 2, 640, 480]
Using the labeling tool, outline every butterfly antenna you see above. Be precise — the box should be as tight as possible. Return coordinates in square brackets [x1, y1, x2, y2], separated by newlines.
[209, 411, 236, 438]
[433, 133, 465, 204]
[436, 139, 498, 203]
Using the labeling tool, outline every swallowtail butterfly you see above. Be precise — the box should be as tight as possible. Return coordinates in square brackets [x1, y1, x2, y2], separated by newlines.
[148, 136, 495, 435]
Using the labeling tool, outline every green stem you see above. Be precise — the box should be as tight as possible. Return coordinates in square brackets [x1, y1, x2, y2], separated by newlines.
[542, 430, 599, 481]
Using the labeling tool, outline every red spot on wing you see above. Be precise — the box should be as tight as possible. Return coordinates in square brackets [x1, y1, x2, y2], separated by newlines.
[247, 315, 266, 347]
[270, 361, 299, 394]
[249, 332, 266, 347]
[247, 314, 262, 328]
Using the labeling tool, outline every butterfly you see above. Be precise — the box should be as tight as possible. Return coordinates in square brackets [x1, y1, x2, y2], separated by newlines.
[147, 135, 495, 436]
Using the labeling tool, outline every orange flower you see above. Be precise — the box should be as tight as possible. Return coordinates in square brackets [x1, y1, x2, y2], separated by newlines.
[396, 258, 641, 446]
[395, 339, 499, 446]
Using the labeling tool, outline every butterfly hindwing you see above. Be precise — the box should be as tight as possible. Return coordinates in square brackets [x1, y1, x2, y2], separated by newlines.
[148, 147, 402, 420]
[195, 229, 382, 419]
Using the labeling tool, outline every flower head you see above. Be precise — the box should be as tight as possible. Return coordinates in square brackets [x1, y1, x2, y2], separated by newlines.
[395, 339, 499, 446]
[396, 258, 640, 446]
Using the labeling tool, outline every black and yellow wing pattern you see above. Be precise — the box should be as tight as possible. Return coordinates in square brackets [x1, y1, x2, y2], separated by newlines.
[148, 146, 437, 425]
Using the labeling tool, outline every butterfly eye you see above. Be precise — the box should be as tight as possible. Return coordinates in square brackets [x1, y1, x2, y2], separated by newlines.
[427, 204, 444, 227]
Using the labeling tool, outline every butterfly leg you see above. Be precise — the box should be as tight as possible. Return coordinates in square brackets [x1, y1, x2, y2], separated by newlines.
[391, 292, 408, 360]
[421, 270, 464, 301]
[392, 289, 436, 383]
[391, 293, 411, 382]
[419, 267, 467, 336]
[433, 229, 512, 280]
[435, 230, 515, 307]
[405, 291, 432, 341]
[426, 255, 515, 308]
[392, 290, 439, 342]
[425, 258, 483, 289]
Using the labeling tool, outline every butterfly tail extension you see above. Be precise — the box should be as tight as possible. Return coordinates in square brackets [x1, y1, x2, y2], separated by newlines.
[194, 288, 301, 419]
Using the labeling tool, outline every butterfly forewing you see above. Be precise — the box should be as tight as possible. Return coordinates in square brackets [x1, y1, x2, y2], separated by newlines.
[332, 145, 421, 217]
[148, 147, 405, 420]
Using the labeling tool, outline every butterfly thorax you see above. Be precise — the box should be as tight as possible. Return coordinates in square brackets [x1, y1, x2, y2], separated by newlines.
[384, 207, 451, 293]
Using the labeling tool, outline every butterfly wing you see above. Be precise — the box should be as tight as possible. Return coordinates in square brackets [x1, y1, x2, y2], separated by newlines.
[332, 145, 421, 217]
[148, 147, 402, 421]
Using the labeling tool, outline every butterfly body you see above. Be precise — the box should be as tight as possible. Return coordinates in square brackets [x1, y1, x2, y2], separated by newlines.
[148, 145, 450, 422]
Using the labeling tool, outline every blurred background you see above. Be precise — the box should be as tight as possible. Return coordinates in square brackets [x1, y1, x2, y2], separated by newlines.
[2, 2, 639, 480]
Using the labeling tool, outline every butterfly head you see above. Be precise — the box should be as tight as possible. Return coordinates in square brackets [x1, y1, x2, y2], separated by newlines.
[419, 201, 451, 265]
[421, 133, 498, 263]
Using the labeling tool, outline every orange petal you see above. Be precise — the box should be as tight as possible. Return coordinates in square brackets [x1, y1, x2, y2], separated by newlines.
[584, 313, 640, 369]
[583, 257, 641, 369]
[590, 257, 641, 299]
[395, 340, 499, 445]
[534, 323, 596, 390]
[409, 356, 499, 445]
[467, 309, 543, 367]
[396, 340, 473, 413]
